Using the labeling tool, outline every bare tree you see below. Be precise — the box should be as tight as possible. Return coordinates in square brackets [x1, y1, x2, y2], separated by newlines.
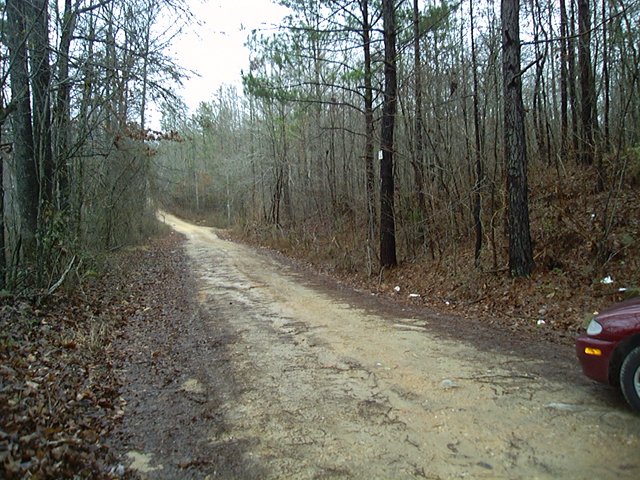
[27, 0, 54, 207]
[469, 0, 484, 268]
[502, 0, 534, 277]
[559, 0, 569, 159]
[411, 0, 427, 249]
[6, 0, 38, 260]
[361, 0, 377, 274]
[380, 0, 397, 268]
[578, 0, 597, 166]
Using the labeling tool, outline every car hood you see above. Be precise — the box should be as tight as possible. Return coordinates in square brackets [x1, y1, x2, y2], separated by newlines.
[595, 296, 640, 339]
[598, 296, 640, 319]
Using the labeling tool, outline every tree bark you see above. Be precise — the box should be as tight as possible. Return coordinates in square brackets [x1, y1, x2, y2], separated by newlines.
[502, 0, 534, 277]
[578, 0, 597, 166]
[28, 0, 54, 205]
[380, 0, 397, 269]
[7, 0, 39, 258]
[470, 0, 484, 268]
[360, 0, 377, 274]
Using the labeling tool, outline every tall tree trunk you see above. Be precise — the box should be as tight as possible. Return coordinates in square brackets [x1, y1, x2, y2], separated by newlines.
[28, 0, 54, 206]
[380, 0, 397, 269]
[601, 0, 610, 153]
[578, 0, 597, 166]
[568, 0, 579, 159]
[470, 0, 484, 268]
[502, 0, 534, 277]
[75, 13, 97, 244]
[560, 0, 569, 159]
[54, 0, 76, 210]
[412, 0, 427, 247]
[0, 129, 5, 290]
[0, 94, 12, 288]
[361, 0, 376, 274]
[279, 101, 293, 224]
[7, 0, 39, 260]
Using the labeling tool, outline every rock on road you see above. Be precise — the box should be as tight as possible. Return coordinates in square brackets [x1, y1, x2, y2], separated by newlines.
[117, 213, 640, 479]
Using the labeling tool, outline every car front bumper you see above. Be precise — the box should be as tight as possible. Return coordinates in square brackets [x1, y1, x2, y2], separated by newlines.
[576, 335, 619, 384]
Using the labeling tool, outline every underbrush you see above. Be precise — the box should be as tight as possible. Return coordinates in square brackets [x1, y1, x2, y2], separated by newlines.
[223, 162, 639, 343]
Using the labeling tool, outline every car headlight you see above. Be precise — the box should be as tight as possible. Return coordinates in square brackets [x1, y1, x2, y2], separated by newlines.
[586, 319, 603, 336]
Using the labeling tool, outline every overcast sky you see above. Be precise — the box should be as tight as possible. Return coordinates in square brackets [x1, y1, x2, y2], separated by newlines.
[163, 0, 288, 116]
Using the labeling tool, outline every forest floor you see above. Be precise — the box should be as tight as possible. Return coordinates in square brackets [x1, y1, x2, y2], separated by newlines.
[1, 203, 639, 478]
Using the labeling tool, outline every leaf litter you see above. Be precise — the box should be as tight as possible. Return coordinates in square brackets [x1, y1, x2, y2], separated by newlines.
[0, 232, 184, 479]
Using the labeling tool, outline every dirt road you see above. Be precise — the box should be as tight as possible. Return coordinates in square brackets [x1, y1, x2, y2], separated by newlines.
[116, 213, 640, 479]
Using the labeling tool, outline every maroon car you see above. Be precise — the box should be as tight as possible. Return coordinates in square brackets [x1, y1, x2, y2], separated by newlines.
[576, 296, 640, 413]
